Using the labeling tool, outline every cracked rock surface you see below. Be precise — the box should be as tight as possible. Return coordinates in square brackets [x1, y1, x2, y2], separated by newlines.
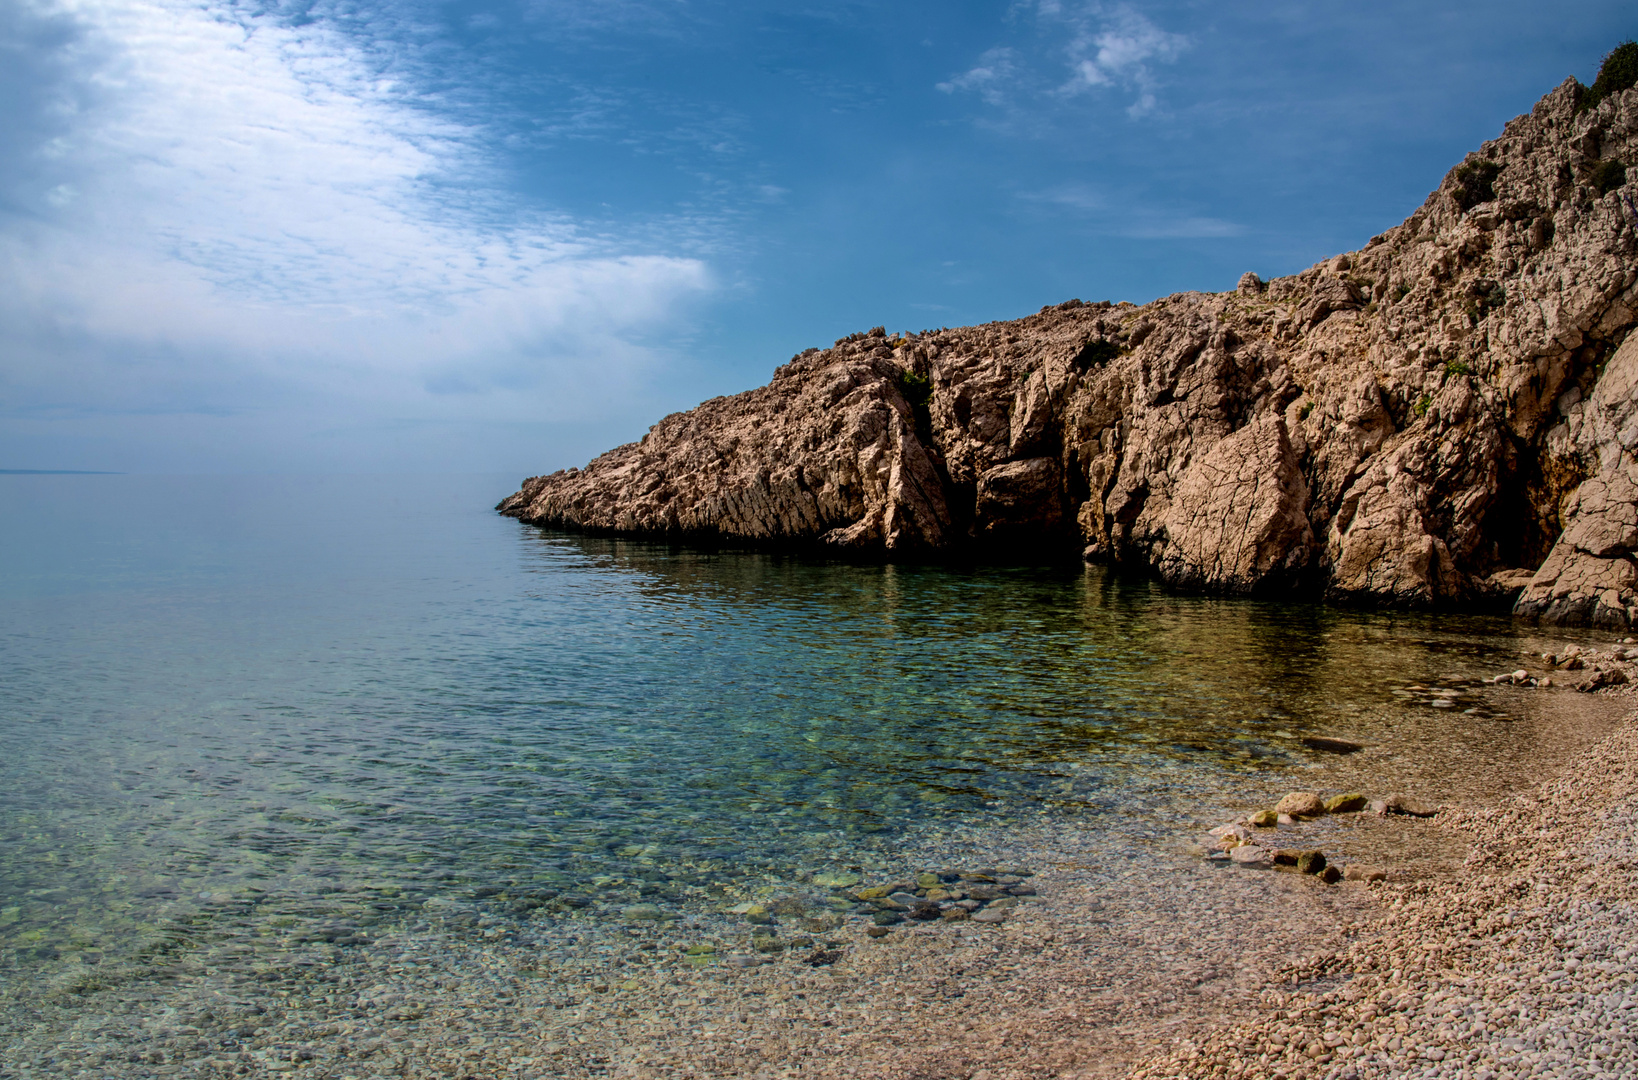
[502, 79, 1638, 627]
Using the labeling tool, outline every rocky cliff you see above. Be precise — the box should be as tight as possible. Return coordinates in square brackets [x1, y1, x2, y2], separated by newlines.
[501, 75, 1638, 627]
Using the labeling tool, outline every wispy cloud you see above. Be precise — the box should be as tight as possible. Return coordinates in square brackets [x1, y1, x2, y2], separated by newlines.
[1019, 183, 1246, 239]
[936, 47, 1018, 107]
[0, 0, 714, 459]
[940, 2, 1189, 119]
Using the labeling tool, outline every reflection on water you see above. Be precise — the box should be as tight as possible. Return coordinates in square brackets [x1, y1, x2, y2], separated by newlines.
[0, 474, 1619, 981]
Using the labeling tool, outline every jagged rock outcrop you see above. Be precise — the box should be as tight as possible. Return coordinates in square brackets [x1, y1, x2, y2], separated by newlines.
[1515, 330, 1638, 626]
[501, 77, 1638, 626]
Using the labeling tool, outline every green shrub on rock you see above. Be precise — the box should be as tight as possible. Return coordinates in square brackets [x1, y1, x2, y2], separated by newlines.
[1580, 39, 1638, 112]
[896, 369, 934, 440]
[895, 369, 932, 407]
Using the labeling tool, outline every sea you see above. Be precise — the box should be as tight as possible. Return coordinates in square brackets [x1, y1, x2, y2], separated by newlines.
[0, 471, 1619, 992]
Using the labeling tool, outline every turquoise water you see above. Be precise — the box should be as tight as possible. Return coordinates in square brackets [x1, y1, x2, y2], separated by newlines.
[0, 473, 1577, 977]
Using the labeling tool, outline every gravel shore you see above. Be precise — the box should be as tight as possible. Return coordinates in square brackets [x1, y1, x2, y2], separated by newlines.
[1131, 703, 1638, 1080]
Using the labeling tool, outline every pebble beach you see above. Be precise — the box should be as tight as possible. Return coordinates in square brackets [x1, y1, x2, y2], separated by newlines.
[1131, 694, 1638, 1080]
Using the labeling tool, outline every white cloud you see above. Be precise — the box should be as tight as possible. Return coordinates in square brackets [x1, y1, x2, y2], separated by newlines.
[0, 0, 714, 466]
[936, 47, 1019, 107]
[939, 3, 1188, 119]
[1058, 5, 1188, 117]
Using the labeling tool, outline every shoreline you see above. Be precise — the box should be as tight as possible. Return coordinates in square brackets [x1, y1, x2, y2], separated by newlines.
[1130, 699, 1638, 1080]
[3, 683, 1633, 1079]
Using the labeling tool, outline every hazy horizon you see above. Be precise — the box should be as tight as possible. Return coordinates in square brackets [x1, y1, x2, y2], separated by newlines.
[2, 1, 1631, 476]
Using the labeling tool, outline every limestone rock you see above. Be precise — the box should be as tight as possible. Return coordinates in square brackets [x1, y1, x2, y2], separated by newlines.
[1155, 416, 1314, 593]
[975, 457, 1067, 541]
[1516, 332, 1638, 628]
[1275, 792, 1326, 818]
[502, 78, 1638, 624]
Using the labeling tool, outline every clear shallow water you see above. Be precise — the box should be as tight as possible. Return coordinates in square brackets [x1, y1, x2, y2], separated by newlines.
[0, 473, 1609, 981]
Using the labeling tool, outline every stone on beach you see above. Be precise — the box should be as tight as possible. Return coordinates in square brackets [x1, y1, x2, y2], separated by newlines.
[1384, 793, 1439, 817]
[1132, 706, 1638, 1080]
[1275, 792, 1326, 818]
[1294, 850, 1327, 876]
[1230, 845, 1273, 868]
[1322, 792, 1369, 814]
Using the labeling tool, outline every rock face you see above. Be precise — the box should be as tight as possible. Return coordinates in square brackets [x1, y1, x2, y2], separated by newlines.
[501, 78, 1638, 626]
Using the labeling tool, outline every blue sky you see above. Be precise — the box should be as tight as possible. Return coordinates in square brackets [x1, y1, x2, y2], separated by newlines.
[1, 0, 1632, 474]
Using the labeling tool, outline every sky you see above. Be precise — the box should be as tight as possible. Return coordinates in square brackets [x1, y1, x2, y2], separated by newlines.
[0, 1, 1632, 475]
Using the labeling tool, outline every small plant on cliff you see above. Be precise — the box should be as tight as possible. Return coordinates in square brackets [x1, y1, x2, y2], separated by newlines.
[1579, 39, 1638, 112]
[1445, 358, 1473, 378]
[1450, 160, 1502, 211]
[1590, 158, 1628, 196]
[896, 369, 934, 441]
[1415, 393, 1433, 418]
[897, 369, 933, 406]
